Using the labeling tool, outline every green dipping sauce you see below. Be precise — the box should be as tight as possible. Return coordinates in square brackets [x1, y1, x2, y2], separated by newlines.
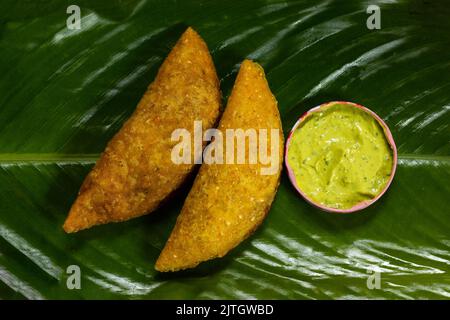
[287, 103, 393, 209]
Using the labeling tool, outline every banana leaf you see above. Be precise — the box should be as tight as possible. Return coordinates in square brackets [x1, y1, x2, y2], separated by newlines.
[0, 0, 449, 299]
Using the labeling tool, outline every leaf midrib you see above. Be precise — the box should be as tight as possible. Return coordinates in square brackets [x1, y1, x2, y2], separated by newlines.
[0, 153, 448, 164]
[0, 153, 100, 164]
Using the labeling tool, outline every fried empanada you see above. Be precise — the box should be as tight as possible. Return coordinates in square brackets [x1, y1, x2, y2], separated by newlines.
[63, 27, 221, 233]
[155, 60, 283, 272]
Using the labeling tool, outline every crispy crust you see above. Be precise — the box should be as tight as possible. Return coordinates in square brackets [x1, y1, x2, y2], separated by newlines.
[155, 60, 283, 272]
[63, 27, 221, 233]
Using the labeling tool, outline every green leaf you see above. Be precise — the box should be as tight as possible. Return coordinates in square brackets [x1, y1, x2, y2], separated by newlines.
[1, 0, 449, 299]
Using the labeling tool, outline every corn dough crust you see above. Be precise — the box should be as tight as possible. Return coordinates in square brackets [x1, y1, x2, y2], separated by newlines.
[156, 60, 283, 272]
[63, 28, 221, 233]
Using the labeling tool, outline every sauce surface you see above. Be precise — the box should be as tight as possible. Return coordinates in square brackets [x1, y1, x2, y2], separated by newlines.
[287, 103, 393, 209]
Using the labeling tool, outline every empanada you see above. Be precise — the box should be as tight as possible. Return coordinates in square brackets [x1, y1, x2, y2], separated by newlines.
[64, 27, 221, 233]
[156, 60, 283, 271]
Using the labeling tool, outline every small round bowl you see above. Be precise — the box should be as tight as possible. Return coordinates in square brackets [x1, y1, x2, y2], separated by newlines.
[285, 101, 397, 213]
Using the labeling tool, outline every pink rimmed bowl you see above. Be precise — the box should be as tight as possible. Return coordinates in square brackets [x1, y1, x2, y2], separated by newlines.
[284, 101, 398, 213]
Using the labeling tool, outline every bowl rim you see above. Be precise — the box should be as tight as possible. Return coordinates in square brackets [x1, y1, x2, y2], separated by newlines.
[284, 100, 398, 213]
